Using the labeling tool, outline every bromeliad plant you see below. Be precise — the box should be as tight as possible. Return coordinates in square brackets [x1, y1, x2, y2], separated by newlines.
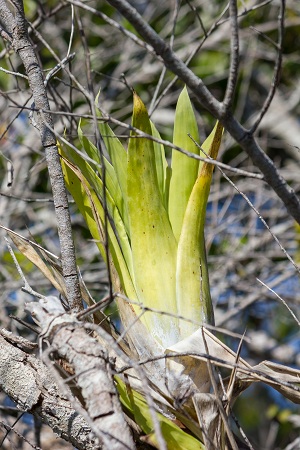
[57, 87, 223, 446]
[60, 87, 222, 347]
[8, 87, 300, 449]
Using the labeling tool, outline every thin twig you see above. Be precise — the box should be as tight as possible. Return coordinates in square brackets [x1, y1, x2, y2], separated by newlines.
[66, 0, 156, 56]
[67, 3, 75, 57]
[202, 328, 239, 450]
[30, 104, 264, 178]
[5, 237, 45, 299]
[115, 292, 252, 343]
[217, 270, 294, 326]
[0, 417, 41, 450]
[0, 67, 28, 79]
[231, 413, 255, 450]
[149, 0, 180, 115]
[249, 0, 285, 133]
[0, 191, 55, 202]
[0, 0, 83, 312]
[186, 0, 207, 37]
[226, 330, 246, 408]
[105, 0, 300, 224]
[256, 278, 300, 327]
[0, 224, 61, 260]
[76, 12, 114, 304]
[149, 3, 229, 114]
[189, 134, 300, 274]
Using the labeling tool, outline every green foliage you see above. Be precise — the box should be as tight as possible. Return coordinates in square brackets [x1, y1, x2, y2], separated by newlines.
[116, 377, 205, 450]
[58, 87, 225, 448]
[60, 87, 223, 348]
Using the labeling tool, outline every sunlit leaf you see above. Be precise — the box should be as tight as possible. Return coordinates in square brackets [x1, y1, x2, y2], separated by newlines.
[116, 376, 205, 450]
[176, 122, 223, 339]
[150, 121, 169, 208]
[127, 93, 178, 347]
[168, 86, 201, 241]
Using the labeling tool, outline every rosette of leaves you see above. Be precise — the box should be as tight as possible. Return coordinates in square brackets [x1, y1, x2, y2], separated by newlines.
[8, 87, 300, 449]
[61, 87, 221, 344]
[57, 87, 224, 447]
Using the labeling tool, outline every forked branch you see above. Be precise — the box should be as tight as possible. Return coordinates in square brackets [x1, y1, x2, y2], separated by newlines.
[105, 0, 300, 224]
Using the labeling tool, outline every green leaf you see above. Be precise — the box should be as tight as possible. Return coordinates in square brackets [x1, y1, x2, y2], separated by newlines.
[77, 121, 129, 233]
[168, 86, 200, 241]
[150, 121, 169, 208]
[59, 141, 134, 280]
[95, 93, 128, 210]
[60, 151, 137, 301]
[127, 93, 178, 347]
[116, 376, 204, 450]
[176, 122, 223, 339]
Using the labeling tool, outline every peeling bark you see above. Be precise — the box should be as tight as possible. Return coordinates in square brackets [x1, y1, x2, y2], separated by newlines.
[0, 332, 99, 450]
[26, 297, 136, 450]
[1, 304, 136, 450]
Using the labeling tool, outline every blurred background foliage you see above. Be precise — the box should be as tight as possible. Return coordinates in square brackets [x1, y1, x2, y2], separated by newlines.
[0, 1, 300, 448]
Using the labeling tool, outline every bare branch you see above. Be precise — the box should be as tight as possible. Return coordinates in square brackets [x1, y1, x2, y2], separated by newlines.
[0, 1, 14, 35]
[66, 0, 156, 56]
[105, 0, 221, 116]
[192, 136, 300, 274]
[223, 0, 240, 110]
[222, 114, 300, 223]
[0, 332, 98, 450]
[105, 0, 300, 224]
[149, 0, 180, 115]
[249, 0, 285, 133]
[76, 12, 114, 302]
[256, 278, 300, 327]
[0, 0, 83, 312]
[25, 299, 137, 450]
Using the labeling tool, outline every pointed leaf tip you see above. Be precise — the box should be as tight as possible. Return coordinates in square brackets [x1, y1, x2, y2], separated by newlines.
[200, 121, 224, 177]
[169, 86, 200, 241]
[128, 94, 178, 347]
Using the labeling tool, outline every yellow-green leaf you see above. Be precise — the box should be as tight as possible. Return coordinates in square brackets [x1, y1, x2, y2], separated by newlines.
[150, 121, 169, 208]
[127, 93, 178, 347]
[61, 154, 137, 301]
[59, 141, 133, 280]
[116, 376, 204, 450]
[77, 122, 129, 232]
[95, 93, 128, 212]
[168, 86, 201, 241]
[176, 122, 223, 339]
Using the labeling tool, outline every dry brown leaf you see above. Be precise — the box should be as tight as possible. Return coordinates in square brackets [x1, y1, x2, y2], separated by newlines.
[7, 230, 67, 297]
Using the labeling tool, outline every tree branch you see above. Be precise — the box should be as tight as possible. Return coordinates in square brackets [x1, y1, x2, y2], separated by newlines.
[249, 0, 285, 133]
[25, 298, 136, 450]
[223, 0, 240, 110]
[105, 0, 300, 224]
[0, 331, 99, 450]
[105, 0, 221, 116]
[0, 0, 83, 312]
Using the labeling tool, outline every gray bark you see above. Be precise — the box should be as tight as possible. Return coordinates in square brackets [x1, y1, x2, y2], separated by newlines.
[0, 331, 100, 450]
[0, 302, 136, 450]
[25, 297, 136, 450]
[0, 0, 82, 312]
[105, 0, 300, 225]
